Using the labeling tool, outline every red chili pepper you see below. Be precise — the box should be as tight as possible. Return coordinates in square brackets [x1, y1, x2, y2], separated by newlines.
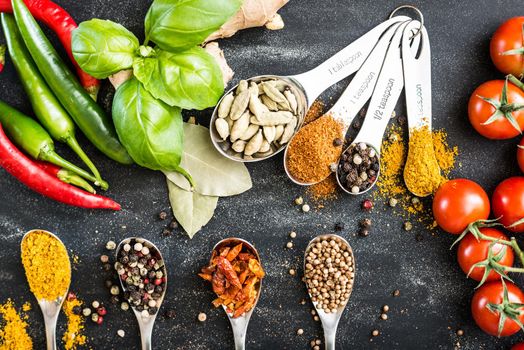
[0, 124, 120, 210]
[0, 44, 5, 73]
[0, 0, 100, 98]
[216, 256, 242, 289]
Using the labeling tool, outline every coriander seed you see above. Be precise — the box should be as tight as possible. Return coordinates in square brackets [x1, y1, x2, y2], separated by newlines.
[302, 204, 311, 212]
[295, 197, 304, 205]
[290, 231, 297, 239]
[456, 329, 464, 336]
[289, 268, 296, 276]
[92, 301, 100, 309]
[380, 313, 388, 320]
[372, 329, 379, 337]
[286, 242, 293, 249]
[106, 241, 116, 250]
[297, 328, 304, 335]
[383, 305, 389, 312]
[117, 329, 125, 338]
[389, 198, 398, 207]
[404, 221, 413, 231]
[158, 211, 167, 220]
[198, 312, 207, 322]
[100, 255, 109, 263]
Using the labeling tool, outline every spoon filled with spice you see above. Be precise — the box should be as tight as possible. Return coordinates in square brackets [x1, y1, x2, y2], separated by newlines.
[336, 20, 415, 195]
[115, 238, 167, 350]
[209, 15, 411, 162]
[199, 238, 265, 350]
[283, 20, 410, 186]
[401, 22, 441, 197]
[304, 234, 355, 350]
[21, 229, 71, 350]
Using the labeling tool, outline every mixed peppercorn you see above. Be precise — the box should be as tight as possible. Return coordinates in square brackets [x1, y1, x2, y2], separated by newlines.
[337, 143, 379, 194]
[115, 238, 166, 318]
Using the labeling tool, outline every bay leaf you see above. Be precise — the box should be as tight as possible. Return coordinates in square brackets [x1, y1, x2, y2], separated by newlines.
[167, 179, 218, 239]
[164, 123, 252, 196]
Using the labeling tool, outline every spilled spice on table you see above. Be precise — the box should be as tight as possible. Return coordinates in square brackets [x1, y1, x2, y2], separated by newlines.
[375, 124, 458, 227]
[285, 114, 344, 184]
[306, 174, 339, 204]
[62, 297, 87, 350]
[0, 300, 33, 350]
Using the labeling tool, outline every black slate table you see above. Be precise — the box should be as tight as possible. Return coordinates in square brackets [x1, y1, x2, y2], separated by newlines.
[1, 0, 523, 349]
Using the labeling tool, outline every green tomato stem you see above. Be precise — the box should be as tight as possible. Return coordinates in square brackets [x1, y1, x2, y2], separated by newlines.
[508, 74, 524, 91]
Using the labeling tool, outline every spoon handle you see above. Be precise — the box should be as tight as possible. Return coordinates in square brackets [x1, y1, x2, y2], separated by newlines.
[324, 328, 336, 350]
[43, 315, 57, 350]
[138, 317, 154, 350]
[229, 315, 250, 350]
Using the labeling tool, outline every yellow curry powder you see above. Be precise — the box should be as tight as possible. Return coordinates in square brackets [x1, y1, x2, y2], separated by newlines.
[376, 124, 458, 225]
[62, 298, 86, 350]
[403, 126, 443, 197]
[0, 300, 33, 350]
[21, 231, 71, 301]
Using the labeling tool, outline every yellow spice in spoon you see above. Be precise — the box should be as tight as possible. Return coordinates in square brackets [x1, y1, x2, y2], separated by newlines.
[21, 231, 71, 301]
[403, 125, 443, 197]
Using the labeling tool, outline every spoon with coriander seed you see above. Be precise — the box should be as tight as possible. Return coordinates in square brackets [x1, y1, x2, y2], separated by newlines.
[21, 229, 71, 350]
[116, 238, 167, 350]
[199, 238, 265, 350]
[304, 234, 355, 350]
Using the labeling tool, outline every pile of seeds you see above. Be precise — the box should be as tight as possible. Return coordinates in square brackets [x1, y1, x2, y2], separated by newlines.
[304, 236, 355, 313]
[115, 239, 166, 318]
[337, 142, 379, 194]
[214, 78, 302, 160]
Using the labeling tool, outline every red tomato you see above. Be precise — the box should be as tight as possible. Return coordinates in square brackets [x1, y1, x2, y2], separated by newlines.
[518, 137, 524, 173]
[513, 343, 524, 350]
[490, 17, 524, 77]
[492, 177, 524, 233]
[433, 179, 490, 234]
[472, 281, 524, 337]
[468, 80, 524, 139]
[457, 228, 514, 281]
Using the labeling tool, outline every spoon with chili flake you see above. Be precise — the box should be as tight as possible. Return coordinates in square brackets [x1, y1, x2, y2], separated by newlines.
[21, 229, 71, 350]
[115, 238, 167, 350]
[211, 238, 263, 350]
[304, 234, 355, 350]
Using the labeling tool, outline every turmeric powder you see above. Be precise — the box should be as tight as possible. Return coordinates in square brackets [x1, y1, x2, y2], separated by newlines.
[21, 230, 71, 301]
[62, 298, 87, 350]
[403, 126, 442, 197]
[0, 300, 33, 350]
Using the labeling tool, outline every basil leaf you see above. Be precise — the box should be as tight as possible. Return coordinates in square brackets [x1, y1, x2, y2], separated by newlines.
[72, 19, 139, 79]
[134, 47, 223, 110]
[144, 0, 242, 52]
[112, 77, 184, 171]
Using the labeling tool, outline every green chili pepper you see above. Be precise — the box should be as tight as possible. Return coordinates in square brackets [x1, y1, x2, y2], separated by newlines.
[0, 99, 109, 190]
[11, 0, 133, 165]
[1, 13, 106, 187]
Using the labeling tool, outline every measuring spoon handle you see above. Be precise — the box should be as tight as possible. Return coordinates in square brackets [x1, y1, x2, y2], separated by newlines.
[402, 21, 432, 130]
[291, 15, 411, 106]
[328, 20, 408, 131]
[353, 21, 409, 151]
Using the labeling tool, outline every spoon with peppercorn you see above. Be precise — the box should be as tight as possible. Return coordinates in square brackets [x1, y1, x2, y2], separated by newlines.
[21, 229, 71, 350]
[304, 234, 356, 350]
[210, 238, 264, 350]
[116, 238, 167, 350]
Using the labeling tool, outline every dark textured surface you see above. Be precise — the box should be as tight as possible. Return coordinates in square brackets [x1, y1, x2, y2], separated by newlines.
[0, 0, 523, 349]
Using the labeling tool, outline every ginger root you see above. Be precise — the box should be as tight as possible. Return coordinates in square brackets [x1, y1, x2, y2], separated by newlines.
[108, 42, 234, 90]
[206, 0, 289, 41]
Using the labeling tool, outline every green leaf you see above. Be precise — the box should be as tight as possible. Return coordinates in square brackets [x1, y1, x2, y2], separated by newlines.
[167, 179, 218, 238]
[112, 77, 184, 171]
[144, 0, 242, 52]
[72, 19, 139, 79]
[164, 123, 252, 196]
[133, 47, 224, 110]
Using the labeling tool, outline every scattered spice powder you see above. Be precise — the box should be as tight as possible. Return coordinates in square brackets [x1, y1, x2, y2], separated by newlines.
[404, 126, 443, 197]
[0, 300, 33, 350]
[286, 114, 344, 184]
[62, 298, 87, 350]
[306, 174, 338, 203]
[21, 230, 71, 301]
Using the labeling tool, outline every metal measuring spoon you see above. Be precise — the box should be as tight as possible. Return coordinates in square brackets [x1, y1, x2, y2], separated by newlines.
[401, 22, 440, 197]
[210, 238, 263, 350]
[336, 20, 415, 195]
[116, 238, 167, 350]
[21, 229, 71, 350]
[304, 234, 355, 350]
[209, 15, 411, 163]
[283, 20, 410, 186]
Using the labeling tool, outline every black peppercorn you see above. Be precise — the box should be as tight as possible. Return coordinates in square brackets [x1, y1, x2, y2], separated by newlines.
[164, 310, 176, 319]
[334, 222, 345, 231]
[149, 307, 158, 315]
[72, 306, 82, 315]
[162, 228, 173, 237]
[110, 296, 120, 305]
[360, 218, 372, 229]
[103, 263, 112, 271]
[158, 211, 168, 220]
[333, 138, 343, 147]
[359, 229, 369, 237]
[120, 255, 130, 264]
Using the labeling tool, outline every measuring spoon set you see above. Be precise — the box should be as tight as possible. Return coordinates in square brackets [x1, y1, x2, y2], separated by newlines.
[210, 5, 435, 197]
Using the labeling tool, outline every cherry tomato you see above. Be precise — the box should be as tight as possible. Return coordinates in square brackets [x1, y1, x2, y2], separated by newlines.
[490, 17, 524, 77]
[433, 179, 490, 234]
[512, 343, 524, 350]
[518, 137, 524, 173]
[472, 281, 524, 337]
[457, 228, 514, 282]
[492, 177, 524, 233]
[468, 80, 524, 139]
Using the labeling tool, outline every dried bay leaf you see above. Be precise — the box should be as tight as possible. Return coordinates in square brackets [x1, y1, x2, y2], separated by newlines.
[164, 123, 252, 196]
[167, 180, 218, 239]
